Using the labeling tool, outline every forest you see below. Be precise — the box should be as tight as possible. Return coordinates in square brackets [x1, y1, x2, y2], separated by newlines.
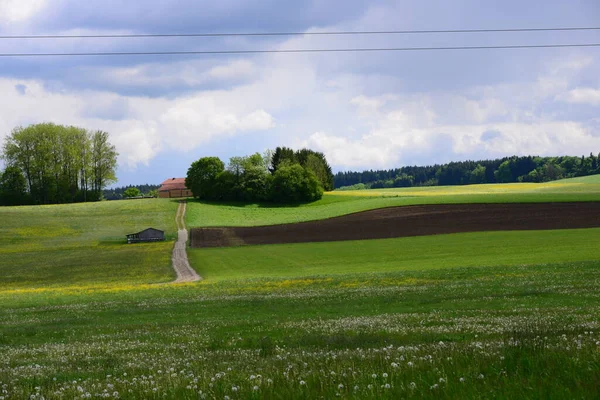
[334, 154, 600, 189]
[186, 147, 334, 203]
[0, 123, 118, 206]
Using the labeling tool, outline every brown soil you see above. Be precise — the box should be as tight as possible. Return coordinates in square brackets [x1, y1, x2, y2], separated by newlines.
[189, 202, 600, 248]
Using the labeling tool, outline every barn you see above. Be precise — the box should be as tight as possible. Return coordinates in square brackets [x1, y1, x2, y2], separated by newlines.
[158, 178, 193, 198]
[126, 228, 166, 244]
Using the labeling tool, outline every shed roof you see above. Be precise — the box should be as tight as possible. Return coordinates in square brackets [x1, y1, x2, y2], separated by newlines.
[126, 227, 165, 236]
[159, 177, 188, 191]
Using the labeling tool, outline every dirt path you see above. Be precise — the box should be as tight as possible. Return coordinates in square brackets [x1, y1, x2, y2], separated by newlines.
[190, 202, 600, 248]
[172, 201, 201, 282]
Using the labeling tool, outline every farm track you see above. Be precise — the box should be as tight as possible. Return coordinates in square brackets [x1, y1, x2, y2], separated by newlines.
[172, 201, 201, 282]
[190, 202, 600, 248]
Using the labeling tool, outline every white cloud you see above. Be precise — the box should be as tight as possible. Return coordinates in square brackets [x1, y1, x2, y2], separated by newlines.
[0, 0, 47, 23]
[303, 56, 599, 170]
[557, 88, 600, 106]
[308, 120, 599, 170]
[87, 59, 258, 89]
[0, 77, 276, 169]
[306, 131, 397, 168]
[207, 60, 256, 80]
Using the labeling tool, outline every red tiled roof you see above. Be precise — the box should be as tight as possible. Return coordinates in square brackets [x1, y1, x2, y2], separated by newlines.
[159, 178, 188, 191]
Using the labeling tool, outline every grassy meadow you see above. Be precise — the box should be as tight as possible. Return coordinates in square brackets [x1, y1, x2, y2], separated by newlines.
[1, 178, 600, 399]
[0, 199, 178, 289]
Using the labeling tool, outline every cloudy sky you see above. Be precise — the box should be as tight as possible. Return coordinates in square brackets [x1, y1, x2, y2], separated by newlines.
[0, 0, 599, 186]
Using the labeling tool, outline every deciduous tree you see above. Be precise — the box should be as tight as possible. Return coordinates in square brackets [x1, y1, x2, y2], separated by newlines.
[186, 157, 225, 200]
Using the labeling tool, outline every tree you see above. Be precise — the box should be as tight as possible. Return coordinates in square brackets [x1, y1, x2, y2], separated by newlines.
[494, 160, 514, 183]
[123, 187, 141, 198]
[90, 130, 118, 199]
[470, 164, 487, 184]
[542, 162, 564, 181]
[270, 163, 323, 203]
[214, 170, 238, 201]
[270, 147, 296, 173]
[186, 157, 225, 200]
[1, 124, 118, 204]
[393, 173, 414, 187]
[239, 153, 270, 201]
[0, 166, 28, 206]
[147, 189, 158, 198]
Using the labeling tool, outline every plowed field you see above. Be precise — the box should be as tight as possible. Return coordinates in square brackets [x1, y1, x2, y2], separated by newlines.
[189, 202, 600, 248]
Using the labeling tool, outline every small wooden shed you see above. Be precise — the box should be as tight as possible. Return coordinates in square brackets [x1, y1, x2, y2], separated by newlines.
[126, 228, 166, 244]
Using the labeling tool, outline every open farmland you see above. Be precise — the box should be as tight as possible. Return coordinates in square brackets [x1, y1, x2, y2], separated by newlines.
[188, 228, 600, 281]
[190, 202, 600, 247]
[1, 178, 600, 399]
[185, 178, 600, 227]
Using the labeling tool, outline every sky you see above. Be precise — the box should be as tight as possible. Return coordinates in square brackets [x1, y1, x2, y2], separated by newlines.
[0, 0, 599, 186]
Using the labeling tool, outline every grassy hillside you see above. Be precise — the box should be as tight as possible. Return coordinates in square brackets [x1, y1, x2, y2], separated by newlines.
[188, 228, 600, 281]
[552, 173, 600, 183]
[186, 180, 600, 227]
[0, 199, 178, 289]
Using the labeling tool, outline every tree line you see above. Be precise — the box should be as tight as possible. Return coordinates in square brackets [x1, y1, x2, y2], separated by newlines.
[335, 154, 600, 189]
[186, 147, 334, 203]
[103, 184, 160, 200]
[0, 123, 118, 206]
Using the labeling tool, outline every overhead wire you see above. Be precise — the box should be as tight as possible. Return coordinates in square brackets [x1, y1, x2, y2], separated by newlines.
[0, 26, 599, 39]
[0, 43, 598, 57]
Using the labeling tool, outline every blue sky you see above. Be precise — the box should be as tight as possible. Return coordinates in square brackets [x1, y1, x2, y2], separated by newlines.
[0, 0, 599, 186]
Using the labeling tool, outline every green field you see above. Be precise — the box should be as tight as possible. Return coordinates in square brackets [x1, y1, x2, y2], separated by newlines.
[0, 199, 178, 289]
[1, 261, 599, 399]
[186, 178, 600, 227]
[189, 228, 600, 281]
[555, 174, 600, 183]
[1, 179, 600, 399]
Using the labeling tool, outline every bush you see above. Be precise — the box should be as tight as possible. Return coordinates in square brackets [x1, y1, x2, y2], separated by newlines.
[123, 187, 141, 198]
[270, 164, 323, 203]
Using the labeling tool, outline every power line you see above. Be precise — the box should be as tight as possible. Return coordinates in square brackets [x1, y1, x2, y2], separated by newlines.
[0, 43, 598, 57]
[1, 27, 599, 39]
